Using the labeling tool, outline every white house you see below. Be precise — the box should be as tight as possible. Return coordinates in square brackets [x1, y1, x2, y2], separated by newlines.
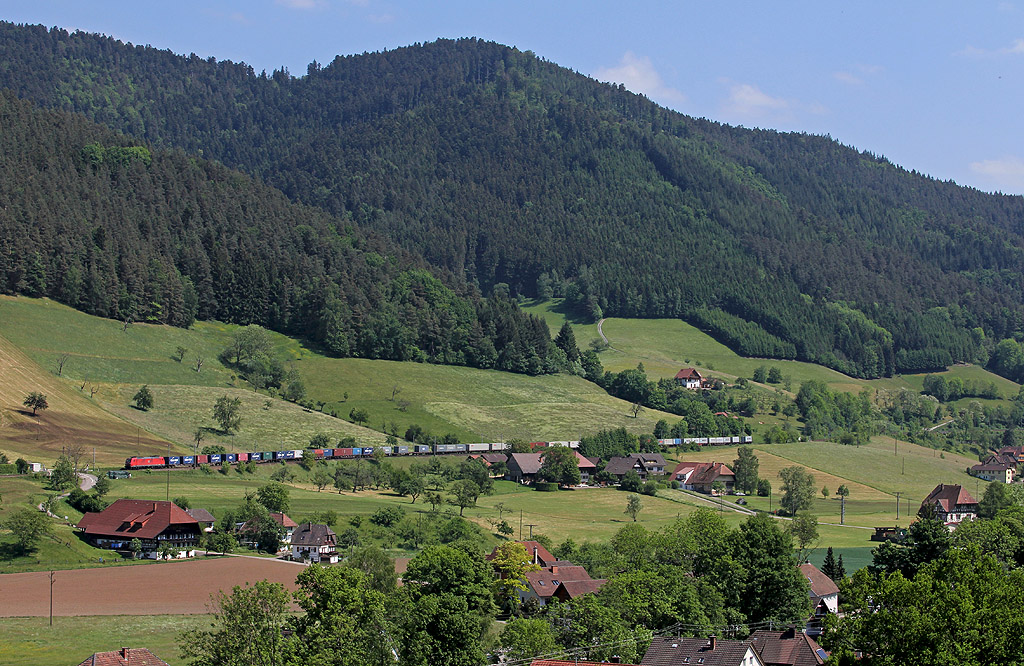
[290, 523, 339, 564]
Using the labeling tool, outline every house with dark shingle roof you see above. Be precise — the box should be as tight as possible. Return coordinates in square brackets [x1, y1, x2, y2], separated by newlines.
[76, 647, 169, 666]
[551, 578, 607, 603]
[506, 451, 596, 485]
[185, 508, 215, 532]
[642, 636, 764, 666]
[290, 522, 338, 563]
[919, 483, 978, 529]
[522, 563, 596, 607]
[77, 499, 200, 557]
[749, 628, 828, 666]
[970, 454, 1016, 484]
[799, 563, 839, 636]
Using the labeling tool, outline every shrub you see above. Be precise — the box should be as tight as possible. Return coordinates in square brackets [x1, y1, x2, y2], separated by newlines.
[370, 506, 405, 527]
[533, 482, 559, 492]
[670, 480, 680, 489]
[641, 481, 659, 496]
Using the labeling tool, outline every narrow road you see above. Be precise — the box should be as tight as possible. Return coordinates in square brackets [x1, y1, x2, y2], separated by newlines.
[37, 472, 98, 519]
[198, 550, 308, 566]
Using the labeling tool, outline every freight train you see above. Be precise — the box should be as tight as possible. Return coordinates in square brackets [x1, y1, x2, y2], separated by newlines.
[124, 435, 752, 470]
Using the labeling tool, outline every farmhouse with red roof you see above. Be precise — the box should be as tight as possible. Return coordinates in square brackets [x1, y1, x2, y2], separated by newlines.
[77, 499, 200, 558]
[675, 367, 704, 389]
[919, 483, 978, 529]
[76, 647, 170, 666]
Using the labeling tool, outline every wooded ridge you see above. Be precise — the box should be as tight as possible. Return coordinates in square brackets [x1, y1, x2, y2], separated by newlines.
[2, 23, 1024, 379]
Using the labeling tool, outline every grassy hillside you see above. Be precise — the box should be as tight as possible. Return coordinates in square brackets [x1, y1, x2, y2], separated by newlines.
[526, 299, 1019, 404]
[0, 297, 677, 458]
[296, 357, 679, 443]
[0, 331, 168, 466]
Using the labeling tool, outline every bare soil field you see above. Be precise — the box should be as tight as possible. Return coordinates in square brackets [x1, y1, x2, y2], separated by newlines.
[0, 556, 305, 616]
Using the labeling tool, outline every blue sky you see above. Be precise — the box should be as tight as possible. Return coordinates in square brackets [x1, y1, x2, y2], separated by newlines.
[4, 1, 1024, 194]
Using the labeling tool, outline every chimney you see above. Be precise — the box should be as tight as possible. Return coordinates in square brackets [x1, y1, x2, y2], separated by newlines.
[551, 565, 558, 574]
[533, 547, 538, 565]
[708, 635, 716, 651]
[121, 647, 130, 663]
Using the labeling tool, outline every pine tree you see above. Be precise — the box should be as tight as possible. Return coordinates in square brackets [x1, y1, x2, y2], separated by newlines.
[821, 546, 838, 580]
[554, 322, 579, 363]
[836, 554, 846, 580]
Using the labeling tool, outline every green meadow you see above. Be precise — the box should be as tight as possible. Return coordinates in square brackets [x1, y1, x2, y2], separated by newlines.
[0, 615, 199, 666]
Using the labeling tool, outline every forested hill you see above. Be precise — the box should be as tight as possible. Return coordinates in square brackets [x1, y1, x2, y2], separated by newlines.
[0, 91, 555, 373]
[3, 24, 1024, 379]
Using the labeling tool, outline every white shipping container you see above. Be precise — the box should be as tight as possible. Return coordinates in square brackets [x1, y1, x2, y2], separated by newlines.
[468, 443, 490, 452]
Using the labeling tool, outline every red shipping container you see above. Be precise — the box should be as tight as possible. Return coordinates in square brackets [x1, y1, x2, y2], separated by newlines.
[238, 453, 249, 462]
[313, 449, 325, 458]
[197, 455, 209, 464]
[337, 448, 353, 457]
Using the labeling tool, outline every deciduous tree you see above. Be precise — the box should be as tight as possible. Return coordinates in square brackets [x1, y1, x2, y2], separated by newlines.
[4, 508, 51, 553]
[179, 580, 291, 666]
[779, 466, 815, 514]
[625, 494, 643, 521]
[213, 395, 242, 433]
[133, 385, 154, 411]
[22, 392, 48, 416]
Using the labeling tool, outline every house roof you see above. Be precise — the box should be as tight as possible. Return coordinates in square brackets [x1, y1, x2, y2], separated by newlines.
[77, 499, 199, 540]
[486, 540, 558, 566]
[642, 637, 761, 666]
[675, 368, 703, 380]
[670, 461, 704, 479]
[509, 452, 596, 475]
[971, 461, 1014, 472]
[270, 512, 297, 528]
[630, 452, 666, 465]
[921, 483, 978, 513]
[798, 563, 839, 601]
[185, 508, 215, 524]
[76, 648, 169, 666]
[291, 523, 337, 547]
[525, 565, 593, 598]
[749, 629, 827, 666]
[689, 462, 735, 487]
[553, 578, 607, 599]
[478, 453, 508, 464]
[604, 456, 646, 476]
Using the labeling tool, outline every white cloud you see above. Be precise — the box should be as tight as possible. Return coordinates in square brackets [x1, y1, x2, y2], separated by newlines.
[276, 0, 325, 9]
[723, 83, 788, 116]
[969, 156, 1024, 192]
[593, 52, 686, 108]
[834, 64, 883, 86]
[957, 38, 1024, 57]
[367, 13, 394, 23]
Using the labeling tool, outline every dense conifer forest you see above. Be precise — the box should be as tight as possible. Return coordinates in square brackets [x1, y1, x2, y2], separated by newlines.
[0, 91, 554, 372]
[3, 23, 1024, 378]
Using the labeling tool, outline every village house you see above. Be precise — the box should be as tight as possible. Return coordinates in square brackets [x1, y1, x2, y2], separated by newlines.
[76, 647, 170, 666]
[799, 563, 839, 636]
[185, 508, 216, 533]
[643, 636, 764, 666]
[487, 540, 559, 567]
[521, 562, 601, 607]
[551, 578, 607, 604]
[290, 522, 339, 563]
[919, 483, 979, 529]
[77, 499, 200, 558]
[671, 461, 736, 494]
[970, 454, 1016, 484]
[238, 512, 298, 550]
[531, 661, 641, 666]
[602, 453, 667, 483]
[506, 451, 596, 485]
[674, 368, 704, 389]
[748, 628, 828, 666]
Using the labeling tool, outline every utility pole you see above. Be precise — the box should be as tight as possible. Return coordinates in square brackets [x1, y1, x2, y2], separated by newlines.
[519, 509, 523, 541]
[166, 441, 171, 502]
[49, 570, 55, 627]
[840, 494, 845, 525]
[895, 492, 902, 520]
[902, 456, 905, 475]
[525, 523, 539, 539]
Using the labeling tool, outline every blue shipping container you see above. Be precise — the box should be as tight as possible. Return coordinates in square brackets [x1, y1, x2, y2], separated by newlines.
[363, 447, 374, 455]
[210, 454, 222, 464]
[352, 447, 362, 456]
[183, 455, 195, 465]
[168, 456, 181, 466]
[225, 453, 238, 462]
